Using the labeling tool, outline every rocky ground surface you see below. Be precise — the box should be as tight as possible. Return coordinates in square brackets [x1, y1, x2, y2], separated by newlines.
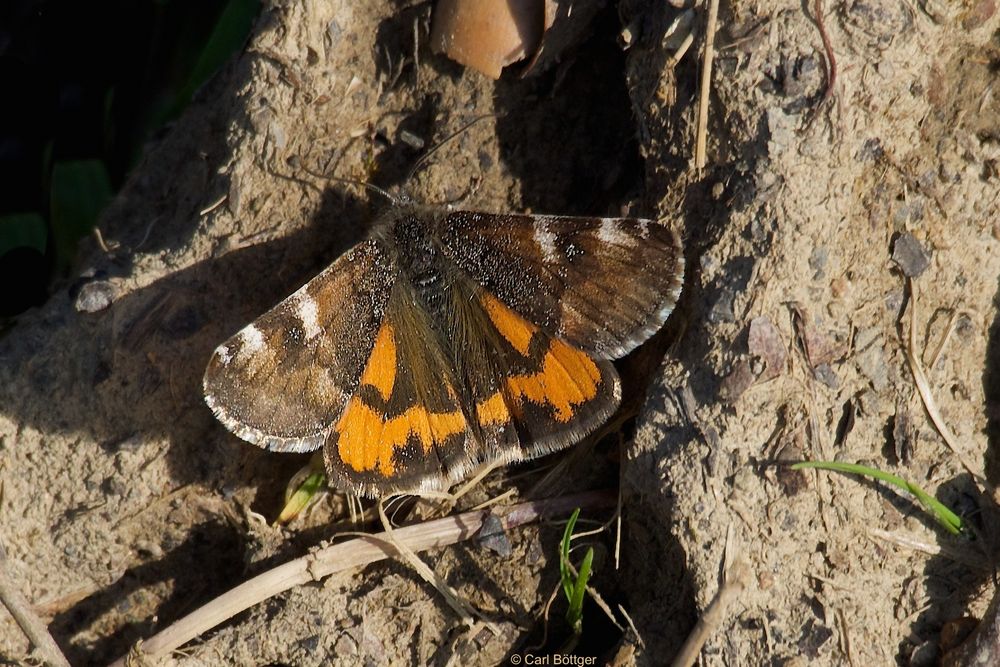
[2, 1, 999, 665]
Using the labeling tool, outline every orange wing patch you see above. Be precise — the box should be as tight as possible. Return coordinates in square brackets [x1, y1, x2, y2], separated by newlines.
[506, 338, 602, 422]
[476, 293, 603, 425]
[476, 390, 510, 427]
[334, 320, 468, 475]
[482, 291, 533, 355]
[335, 400, 466, 475]
[358, 322, 397, 401]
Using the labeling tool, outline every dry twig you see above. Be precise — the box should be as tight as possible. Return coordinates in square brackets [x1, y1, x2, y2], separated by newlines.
[0, 540, 71, 667]
[694, 0, 720, 172]
[107, 490, 615, 667]
[671, 559, 750, 667]
[813, 0, 837, 110]
[903, 279, 985, 486]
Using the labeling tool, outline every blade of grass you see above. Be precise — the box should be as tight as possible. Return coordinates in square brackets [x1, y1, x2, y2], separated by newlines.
[276, 470, 325, 524]
[560, 508, 581, 603]
[791, 460, 963, 535]
[567, 546, 594, 634]
[559, 507, 596, 636]
[161, 0, 260, 124]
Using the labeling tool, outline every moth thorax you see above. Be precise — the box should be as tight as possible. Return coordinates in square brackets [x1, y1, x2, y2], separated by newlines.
[392, 214, 447, 307]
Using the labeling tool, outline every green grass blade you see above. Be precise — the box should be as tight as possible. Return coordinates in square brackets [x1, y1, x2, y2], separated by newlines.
[791, 460, 963, 535]
[560, 508, 581, 603]
[566, 546, 594, 635]
[164, 0, 259, 123]
[277, 470, 325, 524]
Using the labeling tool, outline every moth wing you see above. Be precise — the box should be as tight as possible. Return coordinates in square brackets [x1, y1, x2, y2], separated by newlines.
[448, 283, 622, 463]
[322, 273, 622, 498]
[203, 239, 395, 453]
[321, 290, 482, 498]
[437, 212, 684, 359]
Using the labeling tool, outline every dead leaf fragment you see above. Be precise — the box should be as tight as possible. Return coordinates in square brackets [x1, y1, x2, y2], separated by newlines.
[430, 0, 543, 79]
[788, 302, 845, 368]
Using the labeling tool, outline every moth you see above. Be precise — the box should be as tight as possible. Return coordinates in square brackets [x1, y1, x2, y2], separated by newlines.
[203, 203, 684, 498]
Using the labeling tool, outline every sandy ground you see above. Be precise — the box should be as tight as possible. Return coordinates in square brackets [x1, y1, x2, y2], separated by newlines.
[2, 0, 1000, 665]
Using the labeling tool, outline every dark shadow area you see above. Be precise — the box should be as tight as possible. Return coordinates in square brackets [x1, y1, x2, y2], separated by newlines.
[619, 486, 698, 659]
[0, 178, 373, 481]
[983, 273, 1000, 484]
[901, 473, 996, 662]
[52, 519, 245, 664]
[493, 8, 643, 217]
[0, 0, 258, 315]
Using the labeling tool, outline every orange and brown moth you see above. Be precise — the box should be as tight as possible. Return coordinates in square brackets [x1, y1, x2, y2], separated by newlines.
[203, 204, 684, 498]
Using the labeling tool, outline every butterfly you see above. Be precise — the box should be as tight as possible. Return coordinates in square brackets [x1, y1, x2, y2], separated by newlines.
[203, 203, 684, 498]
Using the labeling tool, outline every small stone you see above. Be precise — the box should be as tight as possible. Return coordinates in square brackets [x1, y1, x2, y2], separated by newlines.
[74, 280, 118, 313]
[719, 359, 754, 403]
[297, 635, 320, 653]
[334, 634, 358, 655]
[748, 316, 787, 381]
[399, 129, 425, 150]
[708, 288, 736, 323]
[891, 233, 931, 277]
[809, 246, 829, 278]
[891, 403, 915, 464]
[830, 276, 850, 299]
[477, 513, 512, 557]
[812, 363, 839, 389]
[856, 342, 889, 391]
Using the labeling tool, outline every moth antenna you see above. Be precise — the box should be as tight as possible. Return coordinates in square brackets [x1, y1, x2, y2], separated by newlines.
[298, 162, 400, 206]
[405, 114, 496, 183]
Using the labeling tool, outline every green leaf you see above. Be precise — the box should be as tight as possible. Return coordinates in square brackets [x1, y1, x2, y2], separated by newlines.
[50, 160, 113, 268]
[162, 0, 259, 124]
[791, 460, 964, 535]
[559, 508, 595, 636]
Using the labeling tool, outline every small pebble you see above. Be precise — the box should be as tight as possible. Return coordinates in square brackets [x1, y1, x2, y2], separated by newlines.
[891, 233, 931, 277]
[74, 280, 118, 313]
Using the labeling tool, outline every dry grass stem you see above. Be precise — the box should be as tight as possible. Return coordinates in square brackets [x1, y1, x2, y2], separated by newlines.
[0, 541, 71, 667]
[866, 528, 989, 571]
[376, 498, 480, 627]
[107, 490, 614, 667]
[671, 559, 750, 667]
[904, 279, 984, 485]
[694, 0, 720, 172]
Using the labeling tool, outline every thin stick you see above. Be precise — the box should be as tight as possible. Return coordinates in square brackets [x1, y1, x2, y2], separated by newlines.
[814, 0, 837, 109]
[903, 279, 984, 485]
[375, 499, 479, 626]
[107, 490, 615, 667]
[694, 0, 720, 172]
[867, 528, 990, 572]
[926, 309, 977, 369]
[671, 560, 749, 667]
[0, 541, 71, 667]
